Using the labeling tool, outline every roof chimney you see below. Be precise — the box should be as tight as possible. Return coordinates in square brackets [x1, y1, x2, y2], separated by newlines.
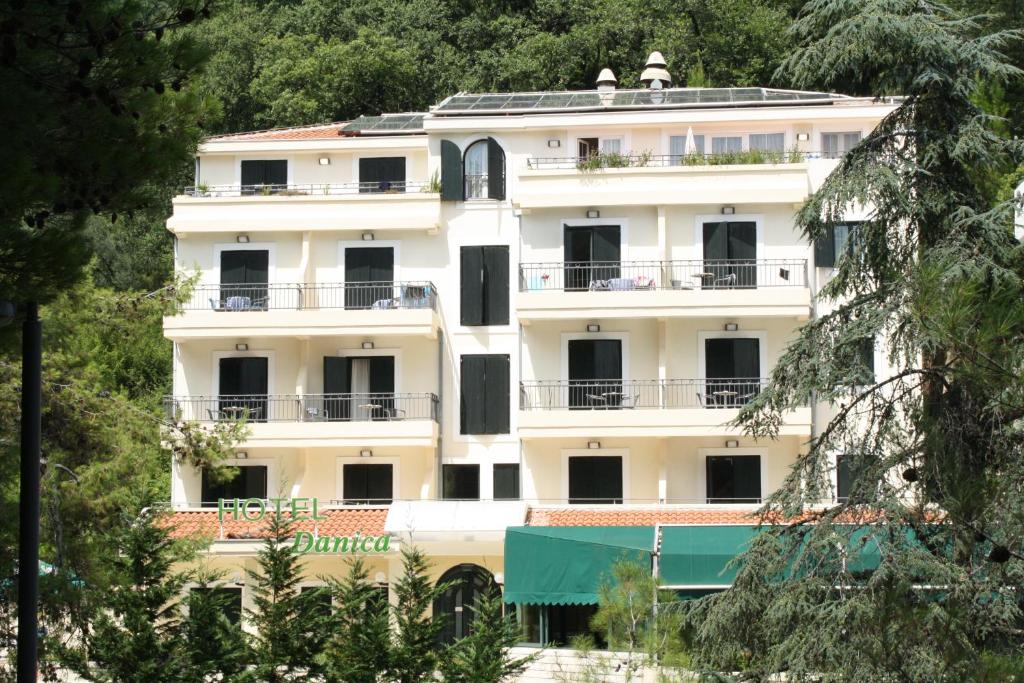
[596, 68, 617, 91]
[640, 51, 672, 88]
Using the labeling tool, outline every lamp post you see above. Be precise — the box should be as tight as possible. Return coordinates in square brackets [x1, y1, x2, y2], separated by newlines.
[16, 302, 41, 683]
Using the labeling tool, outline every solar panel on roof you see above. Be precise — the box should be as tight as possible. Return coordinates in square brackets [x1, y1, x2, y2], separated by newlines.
[341, 113, 425, 133]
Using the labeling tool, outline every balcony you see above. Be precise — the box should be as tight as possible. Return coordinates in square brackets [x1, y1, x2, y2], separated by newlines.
[515, 153, 834, 209]
[163, 281, 440, 340]
[517, 260, 809, 320]
[167, 182, 442, 235]
[518, 378, 811, 438]
[163, 392, 440, 447]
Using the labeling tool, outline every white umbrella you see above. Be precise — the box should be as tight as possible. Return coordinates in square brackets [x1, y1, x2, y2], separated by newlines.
[684, 126, 698, 155]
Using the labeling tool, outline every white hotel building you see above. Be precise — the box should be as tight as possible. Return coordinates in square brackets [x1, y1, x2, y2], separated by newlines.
[162, 54, 897, 647]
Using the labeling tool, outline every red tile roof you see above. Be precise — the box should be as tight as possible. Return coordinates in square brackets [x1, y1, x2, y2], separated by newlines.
[526, 507, 763, 527]
[159, 507, 388, 541]
[204, 122, 350, 142]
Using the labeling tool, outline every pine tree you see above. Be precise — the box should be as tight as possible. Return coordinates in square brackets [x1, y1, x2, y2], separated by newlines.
[181, 572, 250, 681]
[688, 0, 1024, 680]
[321, 557, 391, 683]
[439, 587, 536, 683]
[242, 512, 328, 681]
[389, 546, 449, 683]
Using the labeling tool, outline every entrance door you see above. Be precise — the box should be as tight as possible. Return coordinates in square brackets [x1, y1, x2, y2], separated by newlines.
[323, 356, 395, 420]
[563, 225, 620, 291]
[704, 338, 760, 407]
[344, 247, 394, 309]
[433, 565, 499, 644]
[702, 221, 757, 288]
[220, 250, 269, 310]
[568, 339, 622, 408]
[218, 357, 268, 421]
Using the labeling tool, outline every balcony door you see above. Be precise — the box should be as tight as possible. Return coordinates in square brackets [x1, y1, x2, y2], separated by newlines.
[706, 455, 761, 503]
[342, 463, 393, 504]
[563, 225, 620, 291]
[218, 357, 268, 422]
[201, 465, 267, 507]
[344, 247, 394, 309]
[359, 157, 406, 193]
[704, 338, 760, 408]
[220, 249, 268, 310]
[324, 355, 395, 421]
[568, 339, 622, 409]
[702, 221, 756, 288]
[569, 456, 623, 504]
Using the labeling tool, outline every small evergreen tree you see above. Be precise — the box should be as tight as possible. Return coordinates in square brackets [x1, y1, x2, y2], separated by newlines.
[439, 588, 536, 683]
[181, 572, 250, 681]
[242, 512, 328, 681]
[389, 546, 448, 683]
[321, 557, 391, 683]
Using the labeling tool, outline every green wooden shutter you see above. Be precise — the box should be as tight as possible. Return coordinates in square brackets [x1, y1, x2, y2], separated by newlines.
[440, 139, 463, 201]
[460, 355, 487, 434]
[487, 137, 505, 200]
[460, 246, 484, 326]
[484, 354, 510, 434]
[483, 245, 509, 325]
[814, 227, 836, 267]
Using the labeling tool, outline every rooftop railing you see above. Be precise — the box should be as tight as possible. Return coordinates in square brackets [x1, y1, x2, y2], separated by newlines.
[183, 180, 432, 198]
[526, 150, 830, 170]
[520, 378, 767, 410]
[178, 281, 437, 312]
[519, 260, 806, 291]
[163, 392, 440, 423]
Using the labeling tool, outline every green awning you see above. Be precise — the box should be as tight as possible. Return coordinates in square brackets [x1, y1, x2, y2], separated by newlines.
[659, 525, 761, 587]
[503, 526, 654, 605]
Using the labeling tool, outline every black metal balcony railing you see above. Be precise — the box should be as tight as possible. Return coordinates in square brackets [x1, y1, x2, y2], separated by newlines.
[519, 260, 806, 291]
[163, 393, 440, 423]
[526, 151, 827, 170]
[180, 281, 437, 312]
[183, 181, 431, 198]
[519, 378, 767, 410]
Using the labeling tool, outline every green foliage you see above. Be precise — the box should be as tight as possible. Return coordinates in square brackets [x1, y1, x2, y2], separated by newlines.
[389, 546, 449, 683]
[440, 588, 536, 683]
[321, 557, 391, 683]
[180, 572, 250, 680]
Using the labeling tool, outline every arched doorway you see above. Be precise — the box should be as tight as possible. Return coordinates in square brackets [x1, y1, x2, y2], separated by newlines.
[433, 564, 500, 644]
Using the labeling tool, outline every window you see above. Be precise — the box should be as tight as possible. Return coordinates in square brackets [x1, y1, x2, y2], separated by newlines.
[240, 159, 287, 192]
[706, 455, 761, 503]
[563, 225, 621, 290]
[568, 456, 623, 504]
[358, 157, 406, 193]
[342, 463, 393, 504]
[702, 221, 757, 288]
[855, 337, 875, 384]
[516, 604, 604, 648]
[704, 338, 761, 408]
[577, 137, 623, 158]
[493, 464, 520, 500]
[460, 354, 510, 434]
[343, 246, 394, 309]
[822, 132, 862, 158]
[836, 455, 853, 502]
[460, 139, 506, 200]
[201, 465, 267, 507]
[814, 222, 861, 268]
[218, 357, 268, 421]
[711, 136, 742, 154]
[460, 246, 509, 326]
[669, 134, 705, 162]
[749, 133, 785, 152]
[190, 587, 243, 626]
[442, 464, 480, 500]
[219, 250, 268, 310]
[568, 339, 623, 409]
[323, 356, 395, 421]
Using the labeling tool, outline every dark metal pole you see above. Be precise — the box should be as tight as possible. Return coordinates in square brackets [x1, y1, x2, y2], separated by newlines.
[18, 302, 41, 683]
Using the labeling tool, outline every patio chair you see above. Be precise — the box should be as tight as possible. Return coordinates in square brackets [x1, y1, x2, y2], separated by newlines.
[712, 272, 737, 288]
[384, 407, 406, 421]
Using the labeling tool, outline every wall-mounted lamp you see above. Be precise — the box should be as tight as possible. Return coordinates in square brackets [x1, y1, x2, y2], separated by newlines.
[724, 323, 738, 332]
[374, 572, 387, 584]
[361, 232, 374, 241]
[236, 234, 250, 243]
[721, 206, 735, 215]
[586, 323, 600, 333]
[586, 209, 601, 219]
[588, 441, 601, 450]
[235, 343, 249, 351]
[231, 573, 245, 586]
[361, 341, 374, 350]
[360, 449, 373, 458]
[725, 440, 739, 448]
[796, 133, 810, 142]
[318, 156, 331, 166]
[547, 139, 561, 148]
[235, 451, 249, 459]
[494, 572, 505, 584]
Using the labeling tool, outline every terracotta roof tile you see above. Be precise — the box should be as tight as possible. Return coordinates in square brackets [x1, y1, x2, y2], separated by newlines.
[204, 122, 350, 142]
[526, 507, 762, 527]
[159, 508, 388, 541]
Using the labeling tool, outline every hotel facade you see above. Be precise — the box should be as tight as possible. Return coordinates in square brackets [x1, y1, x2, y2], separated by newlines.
[162, 54, 898, 649]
